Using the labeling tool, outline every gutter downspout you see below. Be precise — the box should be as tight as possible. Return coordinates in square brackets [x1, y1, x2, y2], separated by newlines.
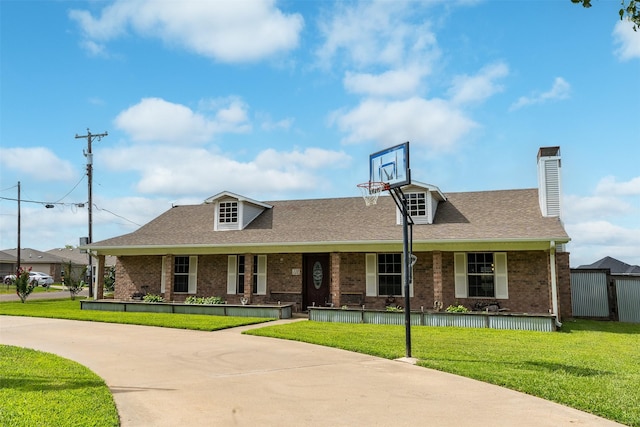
[549, 241, 562, 327]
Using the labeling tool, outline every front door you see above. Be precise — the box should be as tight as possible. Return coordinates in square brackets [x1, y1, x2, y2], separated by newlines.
[303, 254, 330, 310]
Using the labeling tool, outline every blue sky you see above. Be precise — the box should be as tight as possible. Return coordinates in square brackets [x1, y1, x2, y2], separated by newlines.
[1, 0, 639, 267]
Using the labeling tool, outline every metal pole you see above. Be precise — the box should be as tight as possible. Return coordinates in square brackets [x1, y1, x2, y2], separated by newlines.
[76, 129, 107, 299]
[87, 132, 93, 298]
[401, 192, 412, 358]
[17, 181, 21, 273]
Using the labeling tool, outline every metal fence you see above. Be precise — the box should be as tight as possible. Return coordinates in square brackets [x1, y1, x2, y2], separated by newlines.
[570, 269, 640, 323]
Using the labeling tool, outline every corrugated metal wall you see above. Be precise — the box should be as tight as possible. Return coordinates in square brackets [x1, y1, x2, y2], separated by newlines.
[570, 270, 610, 318]
[616, 278, 640, 323]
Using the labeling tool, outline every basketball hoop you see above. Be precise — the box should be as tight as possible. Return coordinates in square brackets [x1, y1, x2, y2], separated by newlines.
[357, 181, 389, 206]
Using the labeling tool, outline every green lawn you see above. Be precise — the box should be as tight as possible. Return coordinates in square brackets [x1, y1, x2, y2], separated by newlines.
[0, 345, 119, 427]
[245, 319, 640, 427]
[0, 298, 271, 331]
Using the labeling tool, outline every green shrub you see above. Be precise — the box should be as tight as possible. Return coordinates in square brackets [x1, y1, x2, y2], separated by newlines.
[14, 268, 36, 303]
[445, 304, 469, 313]
[185, 296, 225, 305]
[142, 294, 164, 303]
[385, 305, 403, 312]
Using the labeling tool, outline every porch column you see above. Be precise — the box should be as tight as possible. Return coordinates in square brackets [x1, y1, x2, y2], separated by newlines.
[433, 251, 443, 310]
[243, 253, 253, 303]
[330, 252, 341, 307]
[163, 255, 174, 302]
[95, 254, 105, 300]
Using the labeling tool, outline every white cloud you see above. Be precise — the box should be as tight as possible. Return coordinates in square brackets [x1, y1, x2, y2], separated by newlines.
[448, 62, 509, 105]
[260, 117, 294, 131]
[100, 144, 350, 197]
[510, 77, 571, 111]
[69, 0, 303, 62]
[114, 97, 251, 143]
[255, 147, 350, 170]
[613, 20, 640, 61]
[563, 194, 633, 222]
[331, 97, 477, 150]
[566, 221, 640, 266]
[595, 175, 640, 196]
[563, 174, 640, 266]
[343, 67, 428, 98]
[316, 1, 439, 69]
[0, 147, 77, 181]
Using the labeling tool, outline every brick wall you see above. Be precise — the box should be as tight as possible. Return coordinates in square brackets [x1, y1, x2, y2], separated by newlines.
[556, 251, 572, 320]
[114, 255, 162, 300]
[113, 249, 566, 314]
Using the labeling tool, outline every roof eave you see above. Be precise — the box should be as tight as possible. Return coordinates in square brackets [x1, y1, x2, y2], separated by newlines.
[86, 236, 570, 256]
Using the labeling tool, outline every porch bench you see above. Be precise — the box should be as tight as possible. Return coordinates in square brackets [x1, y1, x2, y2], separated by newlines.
[340, 291, 364, 307]
[268, 291, 302, 312]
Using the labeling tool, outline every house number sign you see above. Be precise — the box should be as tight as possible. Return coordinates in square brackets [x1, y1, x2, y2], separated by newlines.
[313, 261, 323, 289]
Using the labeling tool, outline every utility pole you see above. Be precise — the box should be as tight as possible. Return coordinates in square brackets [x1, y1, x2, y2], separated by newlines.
[17, 181, 21, 273]
[75, 129, 108, 298]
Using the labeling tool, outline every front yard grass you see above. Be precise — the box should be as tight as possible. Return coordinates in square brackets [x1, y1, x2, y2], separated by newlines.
[245, 319, 640, 427]
[0, 345, 119, 427]
[0, 298, 271, 331]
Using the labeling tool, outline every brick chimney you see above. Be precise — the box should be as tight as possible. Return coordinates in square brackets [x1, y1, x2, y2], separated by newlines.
[537, 146, 562, 218]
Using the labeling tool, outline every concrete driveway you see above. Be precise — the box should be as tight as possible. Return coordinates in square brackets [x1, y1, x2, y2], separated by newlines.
[0, 316, 622, 427]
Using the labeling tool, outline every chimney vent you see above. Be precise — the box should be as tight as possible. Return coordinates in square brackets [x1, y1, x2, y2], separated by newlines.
[537, 146, 562, 218]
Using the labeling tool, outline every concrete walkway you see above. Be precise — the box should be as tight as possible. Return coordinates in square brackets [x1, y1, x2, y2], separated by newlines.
[0, 316, 622, 427]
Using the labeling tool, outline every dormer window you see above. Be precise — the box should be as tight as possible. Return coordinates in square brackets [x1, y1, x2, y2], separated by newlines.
[219, 201, 238, 223]
[407, 192, 426, 217]
[395, 182, 446, 225]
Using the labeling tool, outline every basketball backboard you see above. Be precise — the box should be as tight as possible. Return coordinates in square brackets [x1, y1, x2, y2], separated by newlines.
[369, 142, 410, 189]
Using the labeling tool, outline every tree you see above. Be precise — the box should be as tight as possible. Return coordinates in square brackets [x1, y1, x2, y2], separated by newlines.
[62, 261, 87, 300]
[572, 0, 640, 30]
[14, 267, 36, 303]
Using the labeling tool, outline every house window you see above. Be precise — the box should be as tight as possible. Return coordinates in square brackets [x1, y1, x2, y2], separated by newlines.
[237, 255, 258, 294]
[455, 252, 508, 299]
[174, 256, 189, 293]
[219, 202, 238, 223]
[467, 253, 494, 297]
[378, 253, 402, 296]
[227, 255, 267, 295]
[406, 192, 426, 217]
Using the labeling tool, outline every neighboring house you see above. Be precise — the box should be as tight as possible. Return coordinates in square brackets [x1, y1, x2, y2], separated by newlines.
[0, 248, 72, 281]
[578, 256, 640, 276]
[47, 247, 116, 283]
[0, 250, 17, 278]
[87, 147, 572, 320]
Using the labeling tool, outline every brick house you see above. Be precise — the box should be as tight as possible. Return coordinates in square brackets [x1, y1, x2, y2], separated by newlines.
[86, 147, 571, 320]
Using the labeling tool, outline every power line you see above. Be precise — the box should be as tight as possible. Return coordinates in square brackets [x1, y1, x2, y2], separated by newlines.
[93, 204, 142, 227]
[54, 175, 86, 203]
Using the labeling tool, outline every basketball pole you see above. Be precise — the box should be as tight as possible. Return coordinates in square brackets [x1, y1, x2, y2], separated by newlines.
[391, 187, 413, 358]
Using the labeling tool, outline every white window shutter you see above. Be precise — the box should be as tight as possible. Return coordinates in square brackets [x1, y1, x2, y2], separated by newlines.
[188, 256, 198, 294]
[494, 252, 509, 299]
[365, 253, 377, 296]
[256, 255, 267, 295]
[227, 256, 237, 295]
[454, 253, 468, 298]
[160, 256, 166, 293]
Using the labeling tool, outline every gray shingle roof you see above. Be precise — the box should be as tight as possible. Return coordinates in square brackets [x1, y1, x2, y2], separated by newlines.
[578, 256, 640, 275]
[89, 188, 569, 251]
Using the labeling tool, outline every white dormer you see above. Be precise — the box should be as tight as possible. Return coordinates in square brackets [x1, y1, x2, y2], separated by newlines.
[396, 181, 446, 225]
[205, 192, 272, 231]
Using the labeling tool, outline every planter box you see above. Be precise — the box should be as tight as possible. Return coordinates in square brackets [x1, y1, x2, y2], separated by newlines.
[309, 307, 556, 332]
[81, 300, 293, 319]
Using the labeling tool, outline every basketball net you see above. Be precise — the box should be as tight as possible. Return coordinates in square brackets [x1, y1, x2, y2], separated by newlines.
[357, 182, 389, 206]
